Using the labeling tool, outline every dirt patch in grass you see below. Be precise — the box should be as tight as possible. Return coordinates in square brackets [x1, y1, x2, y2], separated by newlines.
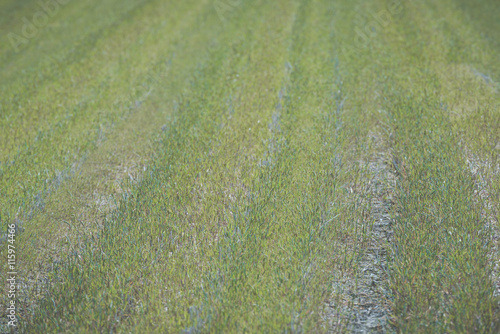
[326, 132, 395, 333]
[464, 149, 500, 298]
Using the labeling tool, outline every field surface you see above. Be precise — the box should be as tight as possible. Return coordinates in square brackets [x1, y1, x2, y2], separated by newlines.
[1, 0, 499, 332]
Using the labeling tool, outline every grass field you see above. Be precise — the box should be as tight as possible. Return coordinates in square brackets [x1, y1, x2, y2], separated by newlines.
[1, 0, 499, 332]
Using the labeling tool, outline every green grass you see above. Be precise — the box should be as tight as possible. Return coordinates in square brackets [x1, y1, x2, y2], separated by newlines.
[1, 0, 499, 332]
